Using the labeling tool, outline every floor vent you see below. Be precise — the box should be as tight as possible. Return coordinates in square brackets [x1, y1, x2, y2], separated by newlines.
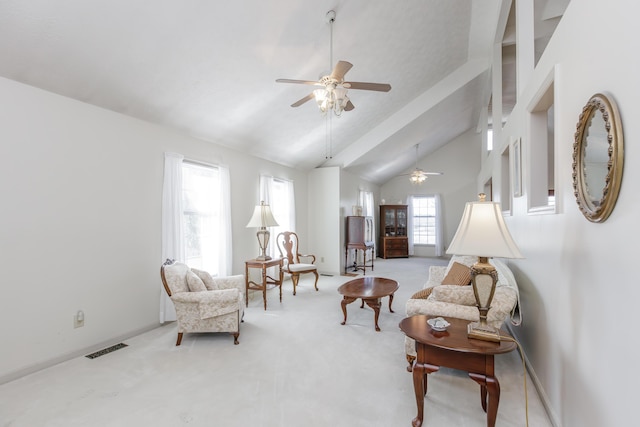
[85, 343, 128, 359]
[320, 273, 334, 277]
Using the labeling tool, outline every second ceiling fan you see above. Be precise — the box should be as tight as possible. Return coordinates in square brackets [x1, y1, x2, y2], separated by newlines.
[398, 144, 444, 184]
[276, 10, 391, 116]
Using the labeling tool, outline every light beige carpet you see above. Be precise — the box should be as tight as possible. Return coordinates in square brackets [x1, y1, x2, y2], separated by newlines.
[0, 257, 552, 427]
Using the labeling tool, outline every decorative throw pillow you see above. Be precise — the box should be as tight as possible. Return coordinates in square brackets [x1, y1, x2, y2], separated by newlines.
[410, 287, 434, 299]
[441, 262, 472, 286]
[186, 269, 207, 292]
[432, 285, 477, 306]
[192, 268, 217, 290]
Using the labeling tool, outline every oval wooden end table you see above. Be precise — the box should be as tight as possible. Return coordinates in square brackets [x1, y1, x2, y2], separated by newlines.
[399, 315, 517, 427]
[337, 276, 399, 331]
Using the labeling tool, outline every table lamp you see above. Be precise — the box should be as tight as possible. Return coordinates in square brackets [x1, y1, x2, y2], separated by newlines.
[446, 194, 523, 342]
[246, 201, 279, 261]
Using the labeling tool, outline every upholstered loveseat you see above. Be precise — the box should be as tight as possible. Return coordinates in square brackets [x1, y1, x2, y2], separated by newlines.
[404, 255, 521, 369]
[161, 260, 245, 345]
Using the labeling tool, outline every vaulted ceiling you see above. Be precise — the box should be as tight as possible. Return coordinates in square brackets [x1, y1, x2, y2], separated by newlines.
[0, 0, 566, 185]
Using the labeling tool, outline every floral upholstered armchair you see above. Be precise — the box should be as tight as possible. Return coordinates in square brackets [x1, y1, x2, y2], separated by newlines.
[160, 259, 245, 346]
[404, 255, 521, 370]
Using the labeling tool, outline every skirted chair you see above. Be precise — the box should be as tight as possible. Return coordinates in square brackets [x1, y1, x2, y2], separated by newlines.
[160, 259, 245, 345]
[404, 255, 522, 370]
[275, 231, 319, 295]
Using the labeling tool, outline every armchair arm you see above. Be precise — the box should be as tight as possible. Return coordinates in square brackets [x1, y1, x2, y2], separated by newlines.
[298, 254, 316, 264]
[425, 265, 446, 287]
[171, 288, 240, 319]
[209, 274, 244, 293]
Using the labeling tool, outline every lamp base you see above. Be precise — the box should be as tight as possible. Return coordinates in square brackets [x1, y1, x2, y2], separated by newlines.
[467, 321, 501, 342]
[255, 255, 272, 261]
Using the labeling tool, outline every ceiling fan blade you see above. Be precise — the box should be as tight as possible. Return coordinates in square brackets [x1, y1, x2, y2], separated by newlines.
[291, 93, 315, 107]
[344, 100, 355, 111]
[330, 61, 353, 81]
[345, 81, 392, 92]
[276, 78, 323, 86]
[397, 171, 443, 177]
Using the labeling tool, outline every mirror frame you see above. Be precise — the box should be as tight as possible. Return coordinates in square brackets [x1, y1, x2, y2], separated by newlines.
[572, 93, 624, 223]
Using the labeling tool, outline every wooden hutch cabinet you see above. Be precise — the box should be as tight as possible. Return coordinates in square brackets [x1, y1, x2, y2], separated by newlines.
[345, 216, 375, 274]
[379, 205, 409, 258]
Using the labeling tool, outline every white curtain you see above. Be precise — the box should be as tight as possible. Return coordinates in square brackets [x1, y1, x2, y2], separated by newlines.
[360, 190, 376, 258]
[259, 175, 275, 259]
[434, 193, 444, 256]
[259, 175, 295, 259]
[218, 165, 232, 275]
[406, 195, 415, 256]
[160, 152, 184, 323]
[284, 179, 295, 232]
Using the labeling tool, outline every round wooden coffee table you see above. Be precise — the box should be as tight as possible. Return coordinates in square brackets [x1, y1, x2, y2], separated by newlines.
[337, 276, 399, 331]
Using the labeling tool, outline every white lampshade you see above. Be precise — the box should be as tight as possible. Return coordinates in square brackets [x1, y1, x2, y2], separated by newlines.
[246, 202, 279, 228]
[446, 200, 523, 259]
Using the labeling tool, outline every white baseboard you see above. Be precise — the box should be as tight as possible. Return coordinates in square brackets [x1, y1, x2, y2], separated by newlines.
[0, 323, 159, 385]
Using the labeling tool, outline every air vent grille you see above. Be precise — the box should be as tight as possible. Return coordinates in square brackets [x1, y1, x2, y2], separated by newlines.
[85, 343, 128, 359]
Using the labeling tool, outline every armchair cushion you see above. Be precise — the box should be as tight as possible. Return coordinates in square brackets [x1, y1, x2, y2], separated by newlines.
[441, 262, 472, 286]
[431, 285, 476, 306]
[186, 269, 207, 292]
[192, 269, 244, 293]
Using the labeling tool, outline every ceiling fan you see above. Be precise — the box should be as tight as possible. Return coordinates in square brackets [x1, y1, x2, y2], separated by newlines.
[399, 144, 444, 184]
[276, 10, 391, 116]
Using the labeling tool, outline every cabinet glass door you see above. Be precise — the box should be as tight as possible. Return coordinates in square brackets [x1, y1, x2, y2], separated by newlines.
[397, 209, 407, 236]
[385, 209, 395, 236]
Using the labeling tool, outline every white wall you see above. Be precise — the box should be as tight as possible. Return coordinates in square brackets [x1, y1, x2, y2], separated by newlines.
[0, 77, 308, 382]
[484, 1, 640, 425]
[308, 167, 341, 274]
[381, 130, 481, 256]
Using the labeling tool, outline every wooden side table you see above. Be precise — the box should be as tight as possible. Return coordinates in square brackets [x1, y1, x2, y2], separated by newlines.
[344, 242, 375, 275]
[245, 258, 283, 310]
[399, 315, 517, 427]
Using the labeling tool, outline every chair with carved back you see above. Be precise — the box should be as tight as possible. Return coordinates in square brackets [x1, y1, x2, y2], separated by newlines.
[275, 231, 319, 295]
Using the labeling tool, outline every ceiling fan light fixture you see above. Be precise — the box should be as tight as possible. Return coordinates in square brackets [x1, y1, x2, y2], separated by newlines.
[313, 86, 350, 116]
[313, 89, 330, 113]
[410, 169, 427, 184]
[333, 87, 349, 116]
[410, 144, 426, 184]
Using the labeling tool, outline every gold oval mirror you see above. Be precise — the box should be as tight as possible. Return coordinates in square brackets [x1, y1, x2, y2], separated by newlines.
[572, 93, 624, 222]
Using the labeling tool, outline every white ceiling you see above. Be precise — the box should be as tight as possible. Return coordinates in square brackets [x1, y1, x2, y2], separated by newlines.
[0, 0, 548, 185]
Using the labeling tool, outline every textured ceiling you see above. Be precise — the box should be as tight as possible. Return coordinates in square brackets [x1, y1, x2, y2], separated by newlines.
[0, 0, 514, 184]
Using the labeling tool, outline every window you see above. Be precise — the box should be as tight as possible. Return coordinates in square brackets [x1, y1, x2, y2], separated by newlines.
[411, 196, 436, 245]
[182, 162, 221, 274]
[269, 178, 294, 233]
[161, 153, 231, 322]
[527, 70, 556, 214]
[259, 175, 295, 259]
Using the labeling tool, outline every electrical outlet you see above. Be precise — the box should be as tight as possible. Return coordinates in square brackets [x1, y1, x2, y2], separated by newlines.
[321, 257, 324, 263]
[74, 310, 85, 328]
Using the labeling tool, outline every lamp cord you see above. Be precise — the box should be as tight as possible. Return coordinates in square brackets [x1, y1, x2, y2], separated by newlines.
[498, 333, 529, 427]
